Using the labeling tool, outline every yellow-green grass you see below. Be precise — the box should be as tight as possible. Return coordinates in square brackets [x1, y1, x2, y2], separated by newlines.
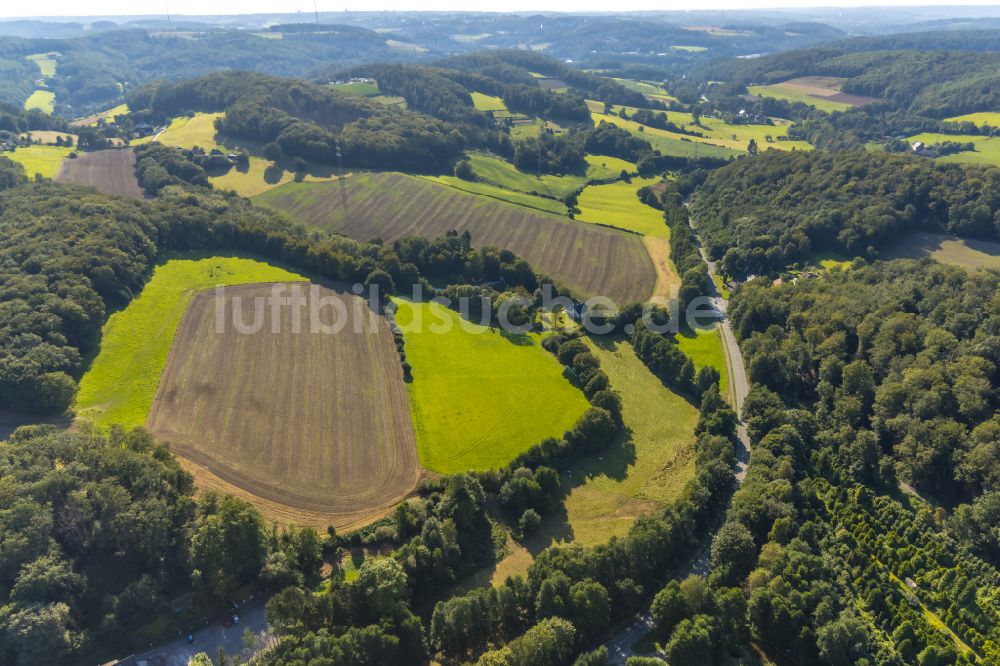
[72, 103, 129, 127]
[330, 81, 380, 97]
[26, 53, 56, 77]
[882, 231, 1000, 272]
[671, 45, 708, 52]
[209, 157, 338, 198]
[804, 251, 853, 272]
[675, 325, 728, 401]
[24, 90, 55, 114]
[564, 338, 698, 544]
[612, 78, 667, 96]
[7, 144, 72, 179]
[908, 132, 1000, 167]
[75, 256, 308, 429]
[584, 154, 637, 180]
[466, 153, 588, 198]
[748, 83, 852, 113]
[145, 112, 224, 150]
[471, 92, 508, 112]
[422, 175, 568, 216]
[393, 299, 589, 474]
[576, 176, 666, 237]
[141, 112, 335, 196]
[591, 100, 811, 153]
[588, 105, 741, 159]
[485, 338, 699, 580]
[20, 130, 75, 145]
[944, 111, 1000, 126]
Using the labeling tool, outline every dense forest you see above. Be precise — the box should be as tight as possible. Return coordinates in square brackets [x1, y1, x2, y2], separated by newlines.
[707, 259, 1000, 665]
[689, 150, 1000, 277]
[129, 71, 470, 172]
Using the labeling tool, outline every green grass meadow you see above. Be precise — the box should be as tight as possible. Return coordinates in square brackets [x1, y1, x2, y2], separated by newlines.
[908, 132, 1000, 167]
[748, 83, 852, 113]
[393, 300, 589, 474]
[944, 112, 1000, 126]
[471, 92, 508, 112]
[7, 144, 73, 179]
[24, 90, 55, 114]
[27, 53, 57, 78]
[563, 338, 699, 544]
[576, 176, 666, 237]
[675, 325, 729, 401]
[75, 256, 307, 429]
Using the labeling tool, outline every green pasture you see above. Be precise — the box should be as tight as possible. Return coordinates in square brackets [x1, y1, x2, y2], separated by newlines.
[943, 111, 1000, 126]
[748, 83, 852, 113]
[7, 144, 72, 179]
[576, 176, 666, 237]
[908, 132, 1000, 167]
[393, 299, 589, 474]
[674, 325, 728, 401]
[24, 90, 55, 114]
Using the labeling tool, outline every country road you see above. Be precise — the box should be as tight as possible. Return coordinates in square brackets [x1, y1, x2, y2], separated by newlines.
[604, 236, 752, 665]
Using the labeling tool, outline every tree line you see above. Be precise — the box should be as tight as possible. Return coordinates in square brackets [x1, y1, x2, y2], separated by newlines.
[689, 149, 1000, 278]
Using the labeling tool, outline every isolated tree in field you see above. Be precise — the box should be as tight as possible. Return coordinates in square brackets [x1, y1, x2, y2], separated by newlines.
[454, 159, 475, 181]
[747, 138, 759, 155]
[263, 142, 283, 163]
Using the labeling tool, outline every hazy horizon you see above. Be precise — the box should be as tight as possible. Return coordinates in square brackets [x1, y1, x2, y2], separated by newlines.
[7, 1, 1000, 19]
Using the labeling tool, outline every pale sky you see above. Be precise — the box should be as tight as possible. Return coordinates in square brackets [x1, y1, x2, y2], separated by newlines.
[6, 1, 1000, 18]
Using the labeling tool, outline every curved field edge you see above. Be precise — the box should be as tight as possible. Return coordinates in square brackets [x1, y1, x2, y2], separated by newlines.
[75, 256, 308, 429]
[487, 337, 700, 582]
[393, 299, 590, 474]
[252, 173, 657, 304]
[147, 284, 420, 530]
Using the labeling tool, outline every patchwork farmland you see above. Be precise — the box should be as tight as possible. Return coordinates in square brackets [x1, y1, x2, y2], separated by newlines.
[254, 172, 657, 304]
[749, 76, 880, 112]
[148, 283, 420, 529]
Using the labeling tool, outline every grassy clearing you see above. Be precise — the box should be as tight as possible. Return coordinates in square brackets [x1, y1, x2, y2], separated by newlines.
[330, 81, 380, 97]
[471, 92, 508, 112]
[490, 337, 699, 578]
[591, 100, 810, 153]
[943, 111, 1000, 126]
[576, 176, 666, 237]
[585, 154, 637, 180]
[466, 153, 586, 199]
[588, 104, 741, 159]
[142, 112, 336, 196]
[564, 338, 698, 544]
[675, 325, 728, 401]
[7, 144, 72, 179]
[71, 103, 129, 127]
[748, 83, 852, 113]
[908, 132, 1000, 167]
[672, 45, 708, 52]
[254, 173, 657, 304]
[24, 90, 55, 114]
[75, 256, 307, 429]
[881, 231, 1000, 272]
[26, 53, 56, 77]
[393, 300, 589, 474]
[147, 112, 224, 150]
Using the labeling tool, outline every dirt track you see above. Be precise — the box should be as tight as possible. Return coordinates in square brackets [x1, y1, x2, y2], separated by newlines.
[147, 283, 421, 529]
[56, 148, 145, 199]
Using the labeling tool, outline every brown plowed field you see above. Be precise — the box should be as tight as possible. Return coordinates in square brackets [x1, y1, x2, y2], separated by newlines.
[147, 283, 420, 529]
[56, 148, 144, 199]
[254, 172, 656, 304]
